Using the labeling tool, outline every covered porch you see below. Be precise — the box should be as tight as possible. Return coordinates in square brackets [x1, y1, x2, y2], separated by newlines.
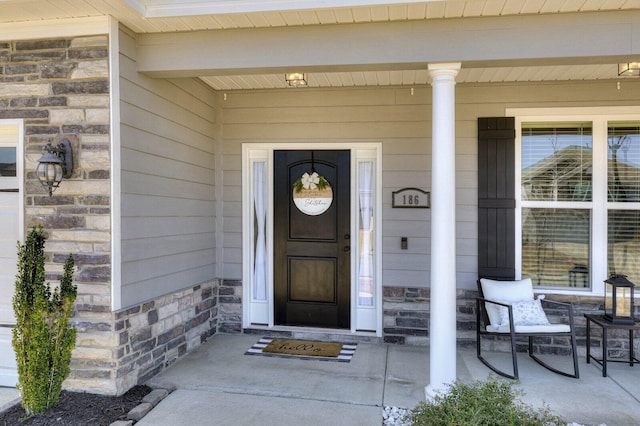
[1, 0, 639, 397]
[131, 6, 640, 393]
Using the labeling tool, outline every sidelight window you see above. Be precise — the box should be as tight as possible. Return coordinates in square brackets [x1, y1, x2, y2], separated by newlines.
[358, 161, 374, 306]
[253, 161, 267, 301]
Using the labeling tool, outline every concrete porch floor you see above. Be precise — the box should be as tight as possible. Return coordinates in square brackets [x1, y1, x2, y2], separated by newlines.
[140, 334, 640, 426]
[1, 333, 639, 425]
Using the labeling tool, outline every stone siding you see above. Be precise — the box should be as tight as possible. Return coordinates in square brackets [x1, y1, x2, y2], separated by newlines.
[382, 287, 430, 345]
[226, 283, 629, 356]
[66, 281, 218, 395]
[381, 287, 478, 347]
[217, 279, 243, 334]
[216, 280, 639, 360]
[384, 286, 640, 359]
[0, 36, 115, 391]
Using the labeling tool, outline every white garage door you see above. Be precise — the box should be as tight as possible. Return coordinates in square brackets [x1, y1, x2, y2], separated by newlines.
[0, 122, 22, 388]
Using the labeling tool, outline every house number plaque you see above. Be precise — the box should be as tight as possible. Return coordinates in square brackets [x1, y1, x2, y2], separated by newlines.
[392, 188, 430, 208]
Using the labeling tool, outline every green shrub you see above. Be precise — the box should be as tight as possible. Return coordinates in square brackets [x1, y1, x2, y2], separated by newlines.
[11, 227, 77, 416]
[407, 376, 564, 426]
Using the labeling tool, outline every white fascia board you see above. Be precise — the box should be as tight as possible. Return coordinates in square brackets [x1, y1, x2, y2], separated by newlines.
[123, 0, 147, 15]
[143, 0, 439, 17]
[0, 16, 110, 40]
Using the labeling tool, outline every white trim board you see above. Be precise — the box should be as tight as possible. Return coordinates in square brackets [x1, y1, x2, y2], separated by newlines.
[109, 18, 123, 311]
[0, 119, 24, 387]
[242, 142, 383, 336]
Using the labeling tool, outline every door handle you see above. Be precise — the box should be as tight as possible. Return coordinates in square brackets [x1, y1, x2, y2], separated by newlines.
[344, 246, 350, 252]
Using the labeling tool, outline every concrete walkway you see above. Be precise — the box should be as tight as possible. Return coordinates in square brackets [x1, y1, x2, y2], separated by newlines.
[138, 334, 640, 426]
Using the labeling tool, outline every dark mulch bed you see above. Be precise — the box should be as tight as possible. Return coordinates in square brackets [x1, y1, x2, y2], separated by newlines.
[0, 385, 152, 426]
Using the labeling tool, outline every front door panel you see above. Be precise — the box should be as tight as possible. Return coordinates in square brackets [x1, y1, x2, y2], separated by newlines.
[274, 150, 350, 328]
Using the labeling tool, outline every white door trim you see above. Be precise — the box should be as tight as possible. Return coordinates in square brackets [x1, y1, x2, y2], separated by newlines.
[241, 142, 382, 336]
[0, 119, 24, 387]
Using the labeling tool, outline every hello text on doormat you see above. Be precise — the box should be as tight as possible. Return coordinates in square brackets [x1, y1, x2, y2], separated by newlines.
[245, 338, 357, 362]
[264, 339, 343, 357]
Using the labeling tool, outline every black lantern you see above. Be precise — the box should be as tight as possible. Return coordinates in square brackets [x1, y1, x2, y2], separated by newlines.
[604, 274, 636, 325]
[36, 138, 73, 196]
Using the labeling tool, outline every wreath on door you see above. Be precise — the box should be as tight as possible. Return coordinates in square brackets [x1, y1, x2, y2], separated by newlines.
[292, 172, 333, 216]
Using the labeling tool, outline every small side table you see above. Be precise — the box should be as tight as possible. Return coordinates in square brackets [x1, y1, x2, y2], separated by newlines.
[585, 314, 640, 377]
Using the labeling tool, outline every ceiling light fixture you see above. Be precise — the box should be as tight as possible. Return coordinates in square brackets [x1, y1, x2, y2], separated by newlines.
[618, 62, 640, 77]
[285, 73, 308, 87]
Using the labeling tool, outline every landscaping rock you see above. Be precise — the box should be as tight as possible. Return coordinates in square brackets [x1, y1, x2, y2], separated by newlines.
[127, 402, 153, 421]
[142, 389, 169, 407]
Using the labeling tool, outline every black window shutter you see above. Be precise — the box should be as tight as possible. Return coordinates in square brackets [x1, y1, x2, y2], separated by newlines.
[478, 117, 516, 280]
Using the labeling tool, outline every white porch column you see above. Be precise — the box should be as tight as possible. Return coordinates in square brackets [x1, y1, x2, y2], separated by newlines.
[426, 62, 460, 398]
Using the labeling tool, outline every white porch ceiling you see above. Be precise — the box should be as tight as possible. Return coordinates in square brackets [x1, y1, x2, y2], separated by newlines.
[201, 64, 624, 90]
[0, 0, 638, 89]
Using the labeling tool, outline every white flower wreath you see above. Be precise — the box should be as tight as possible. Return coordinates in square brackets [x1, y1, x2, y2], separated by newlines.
[301, 172, 320, 190]
[293, 171, 329, 193]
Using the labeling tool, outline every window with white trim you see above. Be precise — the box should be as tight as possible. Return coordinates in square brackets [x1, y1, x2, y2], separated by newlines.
[517, 115, 640, 291]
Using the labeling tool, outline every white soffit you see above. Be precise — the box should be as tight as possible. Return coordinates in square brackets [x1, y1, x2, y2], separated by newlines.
[140, 0, 444, 17]
[200, 64, 625, 90]
[0, 16, 110, 40]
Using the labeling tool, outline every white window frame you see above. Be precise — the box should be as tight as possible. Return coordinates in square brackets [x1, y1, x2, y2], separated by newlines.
[241, 142, 382, 335]
[509, 107, 640, 296]
[0, 119, 25, 320]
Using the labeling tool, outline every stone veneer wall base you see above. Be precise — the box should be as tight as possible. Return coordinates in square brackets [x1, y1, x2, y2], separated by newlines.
[220, 283, 636, 358]
[75, 279, 638, 396]
[383, 286, 640, 359]
[66, 280, 219, 396]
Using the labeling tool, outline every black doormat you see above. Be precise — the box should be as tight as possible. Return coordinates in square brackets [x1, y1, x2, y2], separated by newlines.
[245, 337, 357, 362]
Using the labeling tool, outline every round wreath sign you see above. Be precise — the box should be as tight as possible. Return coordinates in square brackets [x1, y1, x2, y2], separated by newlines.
[292, 172, 333, 216]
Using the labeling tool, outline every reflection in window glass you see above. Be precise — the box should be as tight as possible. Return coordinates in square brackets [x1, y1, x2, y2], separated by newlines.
[358, 161, 374, 306]
[608, 122, 640, 202]
[521, 208, 590, 288]
[253, 161, 267, 301]
[607, 122, 640, 287]
[608, 210, 640, 285]
[0, 147, 16, 177]
[521, 124, 592, 202]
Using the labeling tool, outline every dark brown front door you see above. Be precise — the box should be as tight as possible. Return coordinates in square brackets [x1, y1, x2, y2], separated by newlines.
[274, 150, 351, 328]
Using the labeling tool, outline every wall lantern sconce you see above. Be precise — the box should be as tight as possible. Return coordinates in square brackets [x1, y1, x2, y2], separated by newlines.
[285, 73, 308, 87]
[618, 63, 640, 77]
[604, 274, 636, 325]
[36, 138, 73, 196]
